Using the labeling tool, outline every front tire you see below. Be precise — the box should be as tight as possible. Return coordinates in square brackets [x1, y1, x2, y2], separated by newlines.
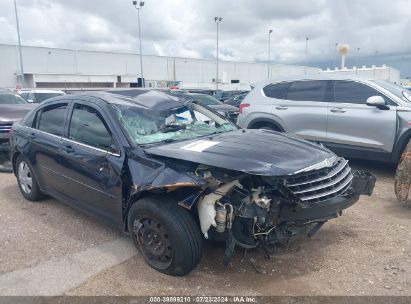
[128, 195, 203, 276]
[16, 155, 45, 201]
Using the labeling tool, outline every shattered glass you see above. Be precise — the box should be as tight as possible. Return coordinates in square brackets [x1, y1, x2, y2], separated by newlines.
[113, 102, 237, 145]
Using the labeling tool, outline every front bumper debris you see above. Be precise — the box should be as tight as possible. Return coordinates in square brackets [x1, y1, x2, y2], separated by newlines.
[351, 170, 376, 196]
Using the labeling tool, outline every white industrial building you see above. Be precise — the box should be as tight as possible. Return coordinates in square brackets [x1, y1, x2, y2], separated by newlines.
[0, 44, 400, 90]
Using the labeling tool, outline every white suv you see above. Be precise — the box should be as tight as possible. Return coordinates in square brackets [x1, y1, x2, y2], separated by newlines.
[237, 74, 411, 163]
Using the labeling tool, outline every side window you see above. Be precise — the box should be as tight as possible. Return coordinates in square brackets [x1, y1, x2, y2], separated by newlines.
[69, 104, 112, 151]
[22, 110, 36, 127]
[333, 81, 391, 105]
[263, 82, 291, 99]
[286, 80, 328, 102]
[37, 103, 67, 136]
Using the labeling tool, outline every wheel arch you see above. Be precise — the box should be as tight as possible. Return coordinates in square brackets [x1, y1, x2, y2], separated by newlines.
[247, 118, 284, 131]
[123, 186, 201, 233]
[11, 151, 21, 176]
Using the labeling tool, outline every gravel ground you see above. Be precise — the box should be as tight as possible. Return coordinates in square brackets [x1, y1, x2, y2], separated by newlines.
[0, 159, 410, 296]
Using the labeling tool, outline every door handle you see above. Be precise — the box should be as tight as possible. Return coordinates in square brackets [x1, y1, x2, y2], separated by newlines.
[62, 145, 74, 153]
[29, 133, 36, 139]
[330, 108, 346, 113]
[275, 106, 288, 110]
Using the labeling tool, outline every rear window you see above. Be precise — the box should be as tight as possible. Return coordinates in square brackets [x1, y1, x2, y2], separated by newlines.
[263, 82, 291, 99]
[286, 81, 328, 102]
[0, 93, 27, 104]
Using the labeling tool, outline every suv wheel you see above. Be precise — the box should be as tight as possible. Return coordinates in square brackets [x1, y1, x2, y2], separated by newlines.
[128, 195, 203, 276]
[16, 155, 45, 201]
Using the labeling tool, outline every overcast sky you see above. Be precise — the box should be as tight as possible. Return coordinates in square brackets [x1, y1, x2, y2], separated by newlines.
[1, 0, 410, 77]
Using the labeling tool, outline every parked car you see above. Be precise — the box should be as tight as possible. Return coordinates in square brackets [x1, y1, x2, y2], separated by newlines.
[238, 75, 411, 163]
[214, 90, 249, 102]
[176, 92, 239, 122]
[0, 89, 36, 172]
[18, 89, 65, 103]
[223, 91, 248, 107]
[185, 89, 220, 96]
[106, 89, 240, 123]
[10, 91, 375, 275]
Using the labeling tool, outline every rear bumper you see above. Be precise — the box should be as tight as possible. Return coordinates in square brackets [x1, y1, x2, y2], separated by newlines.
[280, 170, 376, 222]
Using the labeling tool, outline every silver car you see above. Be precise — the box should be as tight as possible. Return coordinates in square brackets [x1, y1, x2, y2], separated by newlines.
[237, 75, 411, 163]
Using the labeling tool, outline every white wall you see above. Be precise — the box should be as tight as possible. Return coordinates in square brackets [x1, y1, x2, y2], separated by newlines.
[322, 65, 401, 83]
[0, 44, 328, 89]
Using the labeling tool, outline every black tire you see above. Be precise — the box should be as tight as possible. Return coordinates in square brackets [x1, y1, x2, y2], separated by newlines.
[128, 195, 203, 276]
[16, 155, 45, 201]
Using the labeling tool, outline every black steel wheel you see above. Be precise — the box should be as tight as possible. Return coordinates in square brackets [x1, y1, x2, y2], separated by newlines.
[133, 217, 173, 270]
[128, 195, 203, 276]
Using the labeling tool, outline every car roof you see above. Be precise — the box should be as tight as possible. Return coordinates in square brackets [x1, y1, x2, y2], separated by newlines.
[44, 90, 185, 112]
[258, 73, 378, 87]
[18, 89, 65, 94]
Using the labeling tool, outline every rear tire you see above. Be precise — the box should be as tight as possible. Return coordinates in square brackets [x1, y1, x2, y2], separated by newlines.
[16, 155, 45, 201]
[128, 195, 203, 276]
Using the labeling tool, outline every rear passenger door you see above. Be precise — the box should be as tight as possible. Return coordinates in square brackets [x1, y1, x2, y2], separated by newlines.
[267, 80, 330, 142]
[59, 102, 123, 225]
[326, 80, 397, 153]
[31, 103, 68, 192]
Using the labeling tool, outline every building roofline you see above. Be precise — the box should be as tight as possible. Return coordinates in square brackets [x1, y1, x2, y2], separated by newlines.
[0, 43, 315, 68]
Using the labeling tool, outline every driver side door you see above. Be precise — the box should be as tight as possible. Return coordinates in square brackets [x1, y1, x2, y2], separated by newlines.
[58, 101, 123, 226]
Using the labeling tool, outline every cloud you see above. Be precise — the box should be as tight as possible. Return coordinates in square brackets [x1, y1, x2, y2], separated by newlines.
[0, 0, 410, 76]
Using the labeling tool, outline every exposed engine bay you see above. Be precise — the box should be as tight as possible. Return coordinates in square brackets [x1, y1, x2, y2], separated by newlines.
[190, 159, 376, 265]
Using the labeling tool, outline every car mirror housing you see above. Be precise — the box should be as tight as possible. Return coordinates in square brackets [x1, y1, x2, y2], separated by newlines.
[366, 96, 389, 110]
[108, 144, 120, 156]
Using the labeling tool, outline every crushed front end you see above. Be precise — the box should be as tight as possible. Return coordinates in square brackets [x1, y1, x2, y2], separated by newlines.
[193, 157, 376, 264]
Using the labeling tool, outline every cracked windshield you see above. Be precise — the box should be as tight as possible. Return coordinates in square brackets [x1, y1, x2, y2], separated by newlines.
[114, 101, 237, 145]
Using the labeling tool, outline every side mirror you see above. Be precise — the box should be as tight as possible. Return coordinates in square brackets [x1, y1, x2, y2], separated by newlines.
[27, 99, 34, 103]
[366, 96, 388, 110]
[108, 144, 120, 156]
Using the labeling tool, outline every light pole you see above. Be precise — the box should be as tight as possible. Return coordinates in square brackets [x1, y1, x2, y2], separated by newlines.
[304, 37, 309, 74]
[334, 42, 338, 68]
[132, 1, 145, 88]
[214, 17, 222, 90]
[14, 0, 24, 88]
[267, 29, 273, 79]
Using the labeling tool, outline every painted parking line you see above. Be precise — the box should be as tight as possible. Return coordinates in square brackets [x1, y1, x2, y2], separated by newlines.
[0, 237, 136, 296]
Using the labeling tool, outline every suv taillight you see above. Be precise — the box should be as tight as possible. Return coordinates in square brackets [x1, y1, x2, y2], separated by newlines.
[239, 103, 250, 114]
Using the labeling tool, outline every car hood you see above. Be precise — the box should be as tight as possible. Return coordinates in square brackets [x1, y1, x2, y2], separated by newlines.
[208, 104, 239, 113]
[144, 129, 335, 176]
[0, 104, 36, 123]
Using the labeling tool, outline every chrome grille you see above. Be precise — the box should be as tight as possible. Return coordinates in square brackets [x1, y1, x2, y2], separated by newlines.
[0, 123, 12, 134]
[285, 158, 353, 204]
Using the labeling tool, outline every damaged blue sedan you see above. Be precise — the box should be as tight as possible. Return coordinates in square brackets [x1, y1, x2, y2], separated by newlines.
[10, 90, 375, 275]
